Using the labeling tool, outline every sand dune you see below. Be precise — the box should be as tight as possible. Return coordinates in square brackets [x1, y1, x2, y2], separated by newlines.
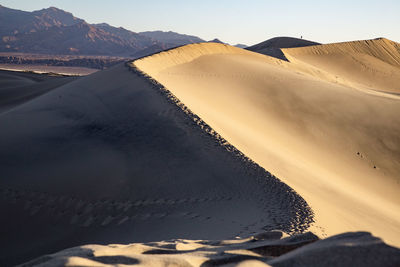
[2, 38, 400, 266]
[248, 37, 320, 50]
[0, 65, 312, 266]
[283, 38, 400, 94]
[133, 40, 400, 246]
[246, 36, 320, 60]
[21, 231, 400, 267]
[0, 69, 77, 113]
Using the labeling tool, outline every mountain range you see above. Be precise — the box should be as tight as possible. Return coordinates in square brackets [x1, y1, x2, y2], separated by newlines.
[0, 5, 246, 57]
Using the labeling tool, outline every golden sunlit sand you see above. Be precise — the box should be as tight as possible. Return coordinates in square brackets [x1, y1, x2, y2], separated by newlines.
[1, 39, 400, 266]
[133, 39, 400, 246]
[1, 2, 400, 266]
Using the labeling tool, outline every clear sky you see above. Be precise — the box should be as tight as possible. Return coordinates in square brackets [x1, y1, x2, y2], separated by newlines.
[1, 0, 399, 45]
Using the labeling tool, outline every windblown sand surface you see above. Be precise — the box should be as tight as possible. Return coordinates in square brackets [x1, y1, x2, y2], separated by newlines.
[0, 69, 77, 113]
[133, 40, 400, 246]
[21, 231, 400, 267]
[2, 38, 400, 266]
[283, 38, 400, 94]
[0, 65, 312, 266]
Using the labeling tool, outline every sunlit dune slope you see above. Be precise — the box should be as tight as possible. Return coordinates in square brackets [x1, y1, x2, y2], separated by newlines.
[283, 38, 400, 94]
[133, 40, 400, 246]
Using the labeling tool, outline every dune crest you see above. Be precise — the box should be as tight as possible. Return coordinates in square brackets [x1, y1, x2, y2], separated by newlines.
[133, 40, 400, 246]
[283, 38, 400, 94]
[286, 38, 400, 66]
[246, 36, 320, 60]
[134, 42, 282, 73]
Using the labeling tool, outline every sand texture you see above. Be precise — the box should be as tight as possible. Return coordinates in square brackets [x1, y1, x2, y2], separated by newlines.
[0, 69, 77, 113]
[20, 231, 400, 267]
[0, 64, 312, 266]
[133, 40, 400, 246]
[283, 38, 400, 94]
[2, 37, 400, 266]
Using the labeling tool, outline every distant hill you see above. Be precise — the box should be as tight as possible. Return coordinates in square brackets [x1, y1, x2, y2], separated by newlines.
[3, 21, 160, 56]
[247, 37, 320, 60]
[0, 5, 83, 37]
[0, 5, 207, 57]
[93, 23, 157, 50]
[0, 5, 160, 56]
[139, 31, 205, 47]
[208, 38, 226, 44]
[208, 39, 248, 48]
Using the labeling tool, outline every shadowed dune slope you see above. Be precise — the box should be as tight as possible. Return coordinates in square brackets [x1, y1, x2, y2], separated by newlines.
[0, 70, 77, 113]
[246, 37, 320, 60]
[133, 41, 400, 246]
[0, 63, 313, 266]
[248, 37, 320, 50]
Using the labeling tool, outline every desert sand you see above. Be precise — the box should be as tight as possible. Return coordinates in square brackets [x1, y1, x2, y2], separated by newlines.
[246, 36, 320, 60]
[21, 231, 400, 267]
[1, 37, 400, 266]
[0, 69, 77, 113]
[0, 64, 312, 266]
[133, 39, 400, 246]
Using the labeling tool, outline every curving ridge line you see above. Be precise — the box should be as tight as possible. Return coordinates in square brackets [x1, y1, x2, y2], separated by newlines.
[126, 61, 314, 232]
[131, 41, 400, 246]
[283, 38, 400, 67]
[281, 38, 400, 94]
[0, 61, 314, 266]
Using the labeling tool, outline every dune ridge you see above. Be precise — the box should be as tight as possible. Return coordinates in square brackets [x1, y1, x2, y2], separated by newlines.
[246, 36, 320, 60]
[2, 38, 400, 265]
[133, 39, 400, 246]
[134, 43, 279, 74]
[0, 64, 313, 266]
[285, 38, 400, 66]
[283, 38, 400, 94]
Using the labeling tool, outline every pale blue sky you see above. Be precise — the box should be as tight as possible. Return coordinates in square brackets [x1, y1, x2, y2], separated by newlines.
[1, 0, 399, 45]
